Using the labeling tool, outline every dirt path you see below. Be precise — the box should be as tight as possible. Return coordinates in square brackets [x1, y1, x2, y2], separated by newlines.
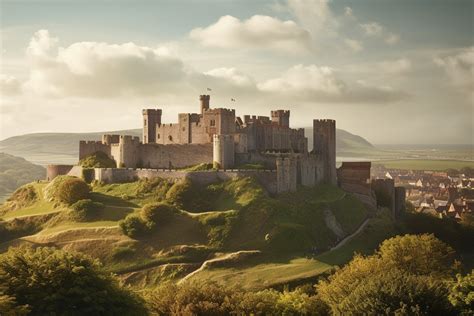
[330, 217, 370, 251]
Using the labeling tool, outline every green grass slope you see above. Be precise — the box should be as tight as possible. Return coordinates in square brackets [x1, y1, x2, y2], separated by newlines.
[0, 175, 372, 289]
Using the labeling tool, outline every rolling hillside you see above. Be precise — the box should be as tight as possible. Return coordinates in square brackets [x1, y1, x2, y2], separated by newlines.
[0, 128, 376, 166]
[0, 153, 45, 202]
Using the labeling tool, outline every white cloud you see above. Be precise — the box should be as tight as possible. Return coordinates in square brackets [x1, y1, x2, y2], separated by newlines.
[344, 39, 363, 53]
[360, 22, 383, 36]
[344, 7, 353, 18]
[286, 0, 337, 34]
[0, 74, 21, 96]
[189, 15, 311, 54]
[24, 30, 191, 97]
[258, 64, 407, 103]
[385, 33, 400, 45]
[378, 58, 412, 74]
[204, 68, 255, 87]
[434, 47, 474, 90]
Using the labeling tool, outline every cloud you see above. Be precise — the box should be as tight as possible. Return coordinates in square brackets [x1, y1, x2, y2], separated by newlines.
[203, 68, 255, 87]
[0, 74, 21, 96]
[344, 39, 363, 52]
[24, 30, 191, 97]
[189, 15, 311, 54]
[360, 22, 383, 36]
[434, 47, 474, 91]
[285, 0, 337, 35]
[378, 58, 412, 74]
[257, 64, 407, 103]
[344, 7, 353, 18]
[385, 33, 400, 45]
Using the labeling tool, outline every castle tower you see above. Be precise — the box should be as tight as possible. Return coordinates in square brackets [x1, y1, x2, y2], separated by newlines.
[271, 110, 290, 127]
[142, 109, 162, 144]
[313, 119, 336, 185]
[200, 95, 210, 114]
[213, 134, 234, 169]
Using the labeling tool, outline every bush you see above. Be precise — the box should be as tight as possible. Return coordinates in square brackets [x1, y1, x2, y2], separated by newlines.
[448, 271, 474, 314]
[316, 234, 461, 315]
[140, 203, 178, 226]
[119, 215, 148, 238]
[79, 151, 116, 168]
[144, 282, 328, 315]
[3, 185, 37, 211]
[57, 178, 90, 204]
[165, 178, 211, 211]
[0, 246, 147, 315]
[69, 199, 103, 222]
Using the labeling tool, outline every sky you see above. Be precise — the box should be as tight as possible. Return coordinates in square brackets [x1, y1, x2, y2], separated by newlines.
[0, 0, 473, 145]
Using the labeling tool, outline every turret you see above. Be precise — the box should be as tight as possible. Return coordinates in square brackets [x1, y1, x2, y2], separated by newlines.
[313, 119, 336, 185]
[142, 109, 162, 144]
[200, 95, 210, 114]
[271, 110, 290, 127]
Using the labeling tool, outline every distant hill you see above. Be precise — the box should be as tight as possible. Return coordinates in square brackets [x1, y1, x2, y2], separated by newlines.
[0, 153, 45, 202]
[0, 128, 375, 166]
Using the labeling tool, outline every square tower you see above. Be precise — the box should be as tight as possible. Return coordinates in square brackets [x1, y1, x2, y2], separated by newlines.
[142, 109, 162, 144]
[313, 119, 336, 184]
[271, 110, 290, 127]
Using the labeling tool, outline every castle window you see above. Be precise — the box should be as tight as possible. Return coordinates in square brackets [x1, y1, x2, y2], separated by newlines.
[144, 119, 147, 126]
[182, 127, 185, 131]
[210, 119, 216, 127]
[157, 134, 160, 139]
[168, 135, 173, 141]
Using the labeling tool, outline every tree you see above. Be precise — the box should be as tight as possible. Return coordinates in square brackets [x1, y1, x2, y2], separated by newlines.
[317, 234, 460, 315]
[0, 246, 147, 315]
[377, 234, 459, 277]
[448, 271, 474, 314]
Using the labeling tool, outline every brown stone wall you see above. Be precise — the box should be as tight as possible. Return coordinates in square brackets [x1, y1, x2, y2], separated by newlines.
[139, 143, 213, 169]
[79, 141, 111, 160]
[313, 119, 336, 185]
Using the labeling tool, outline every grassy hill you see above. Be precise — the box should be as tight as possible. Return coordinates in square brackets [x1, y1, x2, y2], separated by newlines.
[0, 128, 375, 165]
[0, 176, 376, 289]
[0, 153, 45, 203]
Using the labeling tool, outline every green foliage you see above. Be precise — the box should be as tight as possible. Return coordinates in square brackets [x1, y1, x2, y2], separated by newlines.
[0, 246, 147, 315]
[144, 282, 329, 315]
[378, 234, 460, 277]
[448, 271, 474, 314]
[140, 202, 178, 225]
[235, 163, 265, 170]
[181, 163, 214, 171]
[119, 215, 148, 238]
[44, 175, 90, 205]
[81, 168, 95, 183]
[316, 234, 460, 315]
[69, 199, 103, 222]
[165, 178, 210, 211]
[111, 243, 138, 261]
[79, 151, 116, 168]
[57, 178, 90, 205]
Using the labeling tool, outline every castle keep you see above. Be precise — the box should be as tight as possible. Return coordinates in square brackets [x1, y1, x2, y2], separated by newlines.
[76, 95, 336, 191]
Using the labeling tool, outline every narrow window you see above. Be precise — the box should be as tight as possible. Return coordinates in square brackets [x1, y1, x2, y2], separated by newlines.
[210, 119, 216, 127]
[157, 134, 160, 139]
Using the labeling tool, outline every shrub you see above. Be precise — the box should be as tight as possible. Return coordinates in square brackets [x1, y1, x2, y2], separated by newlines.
[119, 215, 148, 238]
[165, 178, 211, 211]
[316, 234, 461, 315]
[57, 178, 90, 204]
[448, 271, 474, 314]
[111, 244, 138, 261]
[3, 185, 37, 211]
[79, 151, 116, 168]
[0, 246, 147, 315]
[69, 199, 103, 222]
[140, 203, 178, 225]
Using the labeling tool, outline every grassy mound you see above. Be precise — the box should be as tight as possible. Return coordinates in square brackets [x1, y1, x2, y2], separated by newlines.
[79, 151, 116, 168]
[1, 184, 38, 212]
[44, 176, 90, 205]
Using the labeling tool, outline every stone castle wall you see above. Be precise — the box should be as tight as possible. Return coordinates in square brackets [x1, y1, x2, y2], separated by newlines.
[46, 165, 74, 181]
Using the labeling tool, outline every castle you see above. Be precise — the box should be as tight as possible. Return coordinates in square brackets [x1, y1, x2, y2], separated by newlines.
[47, 95, 405, 215]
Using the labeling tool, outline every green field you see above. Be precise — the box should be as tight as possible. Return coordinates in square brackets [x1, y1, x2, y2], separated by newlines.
[373, 159, 474, 170]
